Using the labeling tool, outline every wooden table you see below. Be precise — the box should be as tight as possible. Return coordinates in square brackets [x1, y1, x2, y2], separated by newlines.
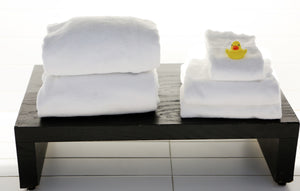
[15, 64, 299, 190]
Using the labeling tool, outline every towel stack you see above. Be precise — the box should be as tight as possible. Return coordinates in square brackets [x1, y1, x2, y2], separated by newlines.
[37, 17, 160, 117]
[180, 30, 282, 119]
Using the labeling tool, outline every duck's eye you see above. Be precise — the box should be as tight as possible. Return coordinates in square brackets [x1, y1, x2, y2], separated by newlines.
[238, 44, 240, 46]
[231, 44, 233, 46]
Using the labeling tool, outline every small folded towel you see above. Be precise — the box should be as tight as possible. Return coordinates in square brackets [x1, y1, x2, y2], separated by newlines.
[205, 30, 264, 81]
[37, 70, 159, 117]
[43, 16, 160, 75]
[180, 59, 282, 119]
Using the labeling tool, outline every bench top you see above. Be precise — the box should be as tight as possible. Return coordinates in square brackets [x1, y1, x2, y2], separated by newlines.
[15, 64, 299, 142]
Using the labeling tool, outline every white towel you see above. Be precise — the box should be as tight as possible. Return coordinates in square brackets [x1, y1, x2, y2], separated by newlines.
[205, 30, 264, 81]
[180, 100, 282, 119]
[43, 16, 160, 75]
[181, 58, 278, 106]
[180, 59, 282, 119]
[37, 70, 159, 117]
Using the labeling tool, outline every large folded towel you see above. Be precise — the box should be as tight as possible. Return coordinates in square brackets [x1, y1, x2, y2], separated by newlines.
[181, 58, 279, 106]
[37, 71, 159, 117]
[43, 16, 160, 75]
[180, 59, 282, 119]
[180, 101, 282, 119]
[205, 30, 264, 81]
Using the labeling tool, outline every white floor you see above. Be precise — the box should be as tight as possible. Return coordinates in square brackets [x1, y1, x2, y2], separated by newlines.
[2, 139, 300, 191]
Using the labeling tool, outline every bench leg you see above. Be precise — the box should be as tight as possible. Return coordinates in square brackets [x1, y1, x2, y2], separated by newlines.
[16, 142, 48, 189]
[258, 138, 298, 185]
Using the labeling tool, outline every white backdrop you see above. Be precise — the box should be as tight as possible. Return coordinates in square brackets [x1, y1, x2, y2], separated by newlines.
[1, 0, 300, 63]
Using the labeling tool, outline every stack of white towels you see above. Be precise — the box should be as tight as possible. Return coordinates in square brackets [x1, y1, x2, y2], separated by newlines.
[37, 17, 160, 117]
[180, 30, 282, 119]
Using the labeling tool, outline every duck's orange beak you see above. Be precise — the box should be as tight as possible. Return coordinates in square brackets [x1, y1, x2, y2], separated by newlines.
[232, 45, 239, 50]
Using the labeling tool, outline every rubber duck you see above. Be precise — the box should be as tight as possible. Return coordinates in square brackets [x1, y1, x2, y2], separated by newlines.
[226, 41, 247, 59]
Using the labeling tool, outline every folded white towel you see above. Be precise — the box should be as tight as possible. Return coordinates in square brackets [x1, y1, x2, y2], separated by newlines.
[181, 55, 273, 84]
[181, 58, 278, 106]
[205, 30, 264, 81]
[37, 70, 159, 117]
[180, 59, 282, 119]
[180, 100, 282, 119]
[43, 16, 160, 75]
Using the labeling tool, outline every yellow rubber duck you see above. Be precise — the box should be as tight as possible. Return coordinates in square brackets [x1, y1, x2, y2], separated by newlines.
[226, 41, 247, 59]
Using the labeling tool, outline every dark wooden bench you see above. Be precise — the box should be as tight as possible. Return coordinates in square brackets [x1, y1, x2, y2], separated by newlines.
[15, 64, 299, 190]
